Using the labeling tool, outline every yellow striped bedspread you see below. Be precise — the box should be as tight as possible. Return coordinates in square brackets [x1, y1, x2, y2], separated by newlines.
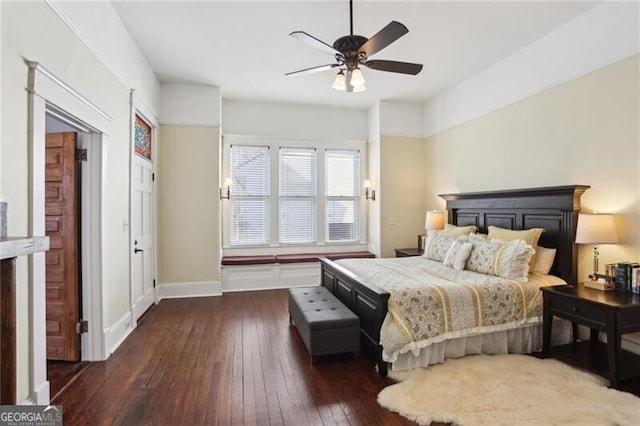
[334, 256, 565, 361]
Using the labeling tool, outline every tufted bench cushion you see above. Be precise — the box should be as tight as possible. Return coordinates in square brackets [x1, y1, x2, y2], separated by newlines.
[288, 286, 360, 363]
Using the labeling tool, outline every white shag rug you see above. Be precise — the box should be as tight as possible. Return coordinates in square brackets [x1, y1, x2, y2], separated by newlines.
[377, 354, 640, 426]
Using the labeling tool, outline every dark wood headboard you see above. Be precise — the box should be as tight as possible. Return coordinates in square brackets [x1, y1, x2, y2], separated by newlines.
[439, 185, 590, 284]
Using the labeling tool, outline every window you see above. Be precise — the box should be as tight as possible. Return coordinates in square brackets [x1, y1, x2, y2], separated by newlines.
[280, 147, 316, 244]
[224, 137, 366, 248]
[229, 145, 270, 246]
[325, 149, 360, 242]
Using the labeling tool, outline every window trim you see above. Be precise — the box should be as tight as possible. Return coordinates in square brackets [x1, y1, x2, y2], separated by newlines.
[221, 135, 368, 253]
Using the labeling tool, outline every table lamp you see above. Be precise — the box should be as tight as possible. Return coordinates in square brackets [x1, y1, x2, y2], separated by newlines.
[575, 213, 618, 289]
[425, 210, 445, 234]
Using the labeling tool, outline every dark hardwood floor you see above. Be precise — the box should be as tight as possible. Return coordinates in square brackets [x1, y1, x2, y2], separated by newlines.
[47, 360, 90, 399]
[53, 290, 416, 425]
[53, 289, 640, 425]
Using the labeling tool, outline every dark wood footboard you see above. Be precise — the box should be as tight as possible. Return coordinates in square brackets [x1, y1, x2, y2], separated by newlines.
[320, 257, 390, 376]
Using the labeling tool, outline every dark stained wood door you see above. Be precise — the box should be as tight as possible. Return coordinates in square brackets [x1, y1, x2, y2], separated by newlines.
[45, 132, 80, 361]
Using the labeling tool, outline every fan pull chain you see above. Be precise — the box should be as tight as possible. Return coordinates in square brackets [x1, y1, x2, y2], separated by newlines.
[350, 0, 353, 36]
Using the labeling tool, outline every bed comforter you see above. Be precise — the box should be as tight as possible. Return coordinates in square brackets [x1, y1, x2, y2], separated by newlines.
[335, 256, 564, 362]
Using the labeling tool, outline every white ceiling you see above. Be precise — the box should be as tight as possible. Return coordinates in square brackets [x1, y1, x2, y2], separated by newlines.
[112, 1, 599, 109]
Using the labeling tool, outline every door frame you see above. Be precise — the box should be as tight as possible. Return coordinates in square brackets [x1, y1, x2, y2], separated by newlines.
[27, 61, 111, 404]
[129, 90, 158, 325]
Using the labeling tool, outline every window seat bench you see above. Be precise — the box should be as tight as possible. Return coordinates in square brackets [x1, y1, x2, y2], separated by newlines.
[220, 251, 375, 292]
[221, 251, 375, 266]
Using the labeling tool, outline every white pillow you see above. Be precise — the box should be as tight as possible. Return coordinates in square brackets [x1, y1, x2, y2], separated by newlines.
[443, 240, 473, 270]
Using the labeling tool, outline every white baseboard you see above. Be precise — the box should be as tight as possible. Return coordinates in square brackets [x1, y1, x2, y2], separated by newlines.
[156, 280, 222, 299]
[105, 311, 134, 355]
[31, 380, 50, 405]
[222, 263, 320, 292]
[622, 332, 640, 355]
[21, 396, 35, 405]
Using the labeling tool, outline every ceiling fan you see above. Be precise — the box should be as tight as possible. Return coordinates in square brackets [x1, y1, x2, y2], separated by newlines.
[286, 0, 423, 93]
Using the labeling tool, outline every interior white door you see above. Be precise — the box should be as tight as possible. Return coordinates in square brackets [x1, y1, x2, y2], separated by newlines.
[131, 154, 155, 320]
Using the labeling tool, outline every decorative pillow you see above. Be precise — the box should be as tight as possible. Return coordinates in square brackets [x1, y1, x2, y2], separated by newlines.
[531, 246, 557, 275]
[423, 233, 464, 262]
[443, 241, 473, 270]
[486, 226, 544, 246]
[469, 233, 487, 240]
[465, 238, 535, 281]
[486, 226, 544, 269]
[439, 224, 477, 237]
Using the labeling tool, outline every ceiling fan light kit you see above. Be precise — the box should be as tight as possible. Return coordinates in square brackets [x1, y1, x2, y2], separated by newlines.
[287, 0, 423, 93]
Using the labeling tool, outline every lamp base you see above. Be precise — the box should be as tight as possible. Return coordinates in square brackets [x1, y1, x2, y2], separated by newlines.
[583, 280, 614, 291]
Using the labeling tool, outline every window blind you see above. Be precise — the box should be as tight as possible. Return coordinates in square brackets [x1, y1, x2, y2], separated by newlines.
[279, 147, 316, 244]
[325, 149, 360, 242]
[229, 145, 270, 246]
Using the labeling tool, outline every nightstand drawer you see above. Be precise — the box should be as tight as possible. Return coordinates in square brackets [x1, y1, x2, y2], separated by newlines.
[549, 296, 607, 327]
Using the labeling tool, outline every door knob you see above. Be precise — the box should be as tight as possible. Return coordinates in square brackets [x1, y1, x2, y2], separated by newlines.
[134, 248, 144, 253]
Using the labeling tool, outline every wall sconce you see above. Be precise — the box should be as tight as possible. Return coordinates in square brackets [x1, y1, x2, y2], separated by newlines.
[363, 179, 376, 201]
[220, 177, 233, 200]
[575, 212, 618, 287]
[425, 210, 445, 234]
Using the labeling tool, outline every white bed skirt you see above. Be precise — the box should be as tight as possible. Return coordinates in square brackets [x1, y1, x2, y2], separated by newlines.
[389, 317, 575, 371]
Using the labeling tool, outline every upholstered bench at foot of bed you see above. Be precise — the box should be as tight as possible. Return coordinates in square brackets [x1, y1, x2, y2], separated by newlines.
[288, 286, 360, 364]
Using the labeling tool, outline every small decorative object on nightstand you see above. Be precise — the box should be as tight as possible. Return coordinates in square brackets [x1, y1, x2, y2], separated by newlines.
[575, 213, 618, 291]
[395, 248, 423, 258]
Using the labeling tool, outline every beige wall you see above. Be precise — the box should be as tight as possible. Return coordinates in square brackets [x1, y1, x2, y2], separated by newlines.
[424, 55, 640, 281]
[2, 1, 137, 401]
[157, 125, 220, 284]
[379, 136, 427, 258]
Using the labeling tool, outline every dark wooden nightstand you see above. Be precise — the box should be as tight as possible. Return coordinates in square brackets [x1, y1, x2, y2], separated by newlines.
[394, 248, 423, 257]
[540, 283, 640, 389]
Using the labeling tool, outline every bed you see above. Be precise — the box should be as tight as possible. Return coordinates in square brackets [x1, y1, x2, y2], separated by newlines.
[320, 185, 590, 376]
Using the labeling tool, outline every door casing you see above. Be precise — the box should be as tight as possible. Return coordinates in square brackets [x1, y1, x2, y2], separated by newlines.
[27, 61, 110, 404]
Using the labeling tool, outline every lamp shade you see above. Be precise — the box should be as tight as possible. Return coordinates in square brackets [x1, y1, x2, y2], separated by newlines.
[575, 213, 618, 244]
[352, 83, 367, 93]
[425, 210, 445, 231]
[350, 68, 365, 86]
[332, 71, 346, 91]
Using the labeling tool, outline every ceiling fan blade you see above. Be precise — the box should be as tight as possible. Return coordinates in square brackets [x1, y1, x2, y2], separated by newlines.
[286, 63, 339, 77]
[364, 60, 423, 75]
[358, 21, 408, 57]
[290, 31, 343, 58]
